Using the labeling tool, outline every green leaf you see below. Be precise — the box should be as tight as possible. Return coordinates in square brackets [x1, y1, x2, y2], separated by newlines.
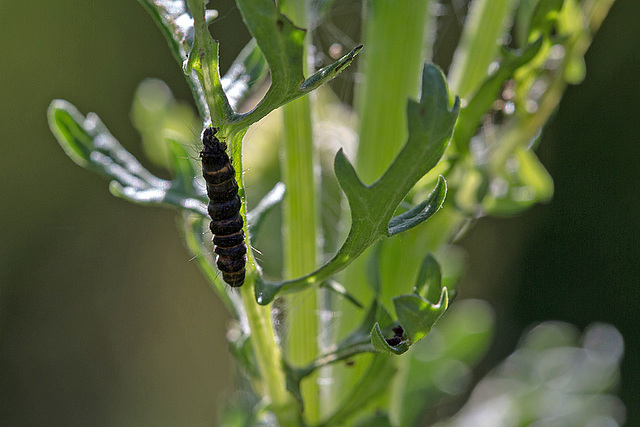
[351, 413, 393, 427]
[319, 354, 397, 426]
[413, 253, 442, 303]
[254, 64, 459, 304]
[136, 0, 206, 63]
[388, 175, 447, 236]
[371, 322, 411, 355]
[226, 0, 361, 132]
[452, 38, 544, 153]
[368, 255, 449, 356]
[393, 287, 449, 344]
[48, 100, 209, 216]
[482, 146, 554, 215]
[528, 0, 565, 41]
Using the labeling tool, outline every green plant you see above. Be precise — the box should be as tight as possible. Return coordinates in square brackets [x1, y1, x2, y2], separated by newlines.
[48, 0, 622, 425]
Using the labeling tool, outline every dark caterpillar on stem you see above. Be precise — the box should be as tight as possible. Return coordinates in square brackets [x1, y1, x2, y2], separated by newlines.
[200, 127, 246, 287]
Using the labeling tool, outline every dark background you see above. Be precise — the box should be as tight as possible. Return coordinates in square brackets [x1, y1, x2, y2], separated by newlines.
[1, 0, 638, 425]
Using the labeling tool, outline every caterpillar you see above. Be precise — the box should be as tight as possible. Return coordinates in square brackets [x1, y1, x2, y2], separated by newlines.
[200, 127, 246, 287]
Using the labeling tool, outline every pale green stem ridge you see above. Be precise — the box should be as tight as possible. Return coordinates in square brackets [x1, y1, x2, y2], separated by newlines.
[281, 96, 321, 423]
[278, 0, 321, 423]
[447, 0, 514, 99]
[355, 0, 431, 184]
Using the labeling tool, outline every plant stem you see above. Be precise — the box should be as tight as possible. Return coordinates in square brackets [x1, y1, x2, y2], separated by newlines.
[278, 0, 321, 422]
[447, 0, 514, 99]
[239, 283, 301, 425]
[186, 0, 233, 125]
[355, 0, 431, 185]
[231, 128, 301, 424]
[281, 96, 320, 423]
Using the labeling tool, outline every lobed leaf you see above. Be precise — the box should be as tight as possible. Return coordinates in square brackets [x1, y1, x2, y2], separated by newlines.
[226, 0, 361, 132]
[413, 253, 443, 303]
[393, 288, 449, 344]
[47, 100, 209, 216]
[388, 175, 447, 236]
[254, 64, 459, 304]
[369, 253, 450, 355]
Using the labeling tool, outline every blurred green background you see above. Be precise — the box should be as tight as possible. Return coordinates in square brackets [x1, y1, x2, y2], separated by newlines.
[1, 0, 638, 425]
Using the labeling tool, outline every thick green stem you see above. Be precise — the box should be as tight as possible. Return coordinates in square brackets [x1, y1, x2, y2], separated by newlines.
[278, 0, 320, 423]
[447, 0, 514, 99]
[355, 0, 431, 184]
[239, 283, 301, 425]
[186, 0, 234, 125]
[281, 96, 320, 423]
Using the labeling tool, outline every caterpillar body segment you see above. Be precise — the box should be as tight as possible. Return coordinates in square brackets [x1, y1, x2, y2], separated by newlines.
[200, 127, 246, 287]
